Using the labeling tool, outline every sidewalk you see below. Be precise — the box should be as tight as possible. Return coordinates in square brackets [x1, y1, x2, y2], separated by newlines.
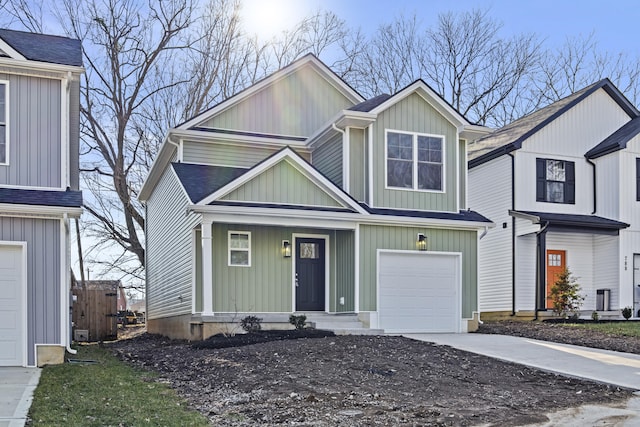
[0, 368, 41, 427]
[405, 333, 640, 426]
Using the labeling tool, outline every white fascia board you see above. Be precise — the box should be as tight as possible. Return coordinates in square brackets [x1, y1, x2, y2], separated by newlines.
[0, 204, 82, 218]
[370, 81, 469, 128]
[170, 128, 309, 149]
[0, 39, 26, 60]
[138, 134, 178, 202]
[361, 214, 495, 231]
[308, 111, 376, 151]
[460, 124, 493, 141]
[0, 56, 84, 75]
[178, 55, 363, 130]
[197, 148, 368, 214]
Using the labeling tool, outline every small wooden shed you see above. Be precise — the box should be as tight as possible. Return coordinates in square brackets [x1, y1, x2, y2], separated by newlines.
[72, 279, 120, 341]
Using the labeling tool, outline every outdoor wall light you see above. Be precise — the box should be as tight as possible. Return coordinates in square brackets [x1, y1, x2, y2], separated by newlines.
[416, 233, 427, 251]
[282, 240, 292, 257]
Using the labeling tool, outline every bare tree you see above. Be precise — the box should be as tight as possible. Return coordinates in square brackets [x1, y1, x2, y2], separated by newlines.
[0, 0, 45, 32]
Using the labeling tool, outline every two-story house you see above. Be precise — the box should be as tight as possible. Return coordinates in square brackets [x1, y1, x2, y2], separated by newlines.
[468, 79, 640, 319]
[0, 29, 83, 367]
[139, 55, 492, 340]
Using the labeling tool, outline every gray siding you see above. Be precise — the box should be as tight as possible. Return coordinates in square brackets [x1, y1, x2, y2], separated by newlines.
[312, 133, 342, 188]
[69, 80, 80, 190]
[201, 66, 354, 137]
[359, 225, 477, 317]
[348, 128, 366, 201]
[146, 167, 200, 319]
[0, 217, 61, 366]
[0, 74, 61, 188]
[372, 93, 458, 211]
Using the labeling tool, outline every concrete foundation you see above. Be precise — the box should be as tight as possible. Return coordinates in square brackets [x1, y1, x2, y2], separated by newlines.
[36, 345, 64, 366]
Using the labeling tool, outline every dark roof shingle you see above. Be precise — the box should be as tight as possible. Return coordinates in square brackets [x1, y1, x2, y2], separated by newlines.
[171, 162, 247, 203]
[0, 28, 82, 67]
[585, 116, 640, 159]
[0, 187, 82, 207]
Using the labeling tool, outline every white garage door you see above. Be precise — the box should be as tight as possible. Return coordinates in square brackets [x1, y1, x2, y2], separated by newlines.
[378, 251, 460, 333]
[0, 245, 25, 366]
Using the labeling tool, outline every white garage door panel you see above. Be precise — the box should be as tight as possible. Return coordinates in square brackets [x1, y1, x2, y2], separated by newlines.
[378, 252, 460, 333]
[0, 246, 24, 366]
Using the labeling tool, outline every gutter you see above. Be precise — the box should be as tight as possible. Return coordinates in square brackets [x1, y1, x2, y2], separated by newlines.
[508, 153, 516, 316]
[585, 157, 597, 214]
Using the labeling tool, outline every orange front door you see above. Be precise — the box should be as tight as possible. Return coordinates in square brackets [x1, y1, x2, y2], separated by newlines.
[546, 250, 566, 309]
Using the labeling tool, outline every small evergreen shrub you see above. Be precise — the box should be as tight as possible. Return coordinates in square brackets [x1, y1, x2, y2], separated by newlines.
[240, 315, 263, 333]
[549, 268, 584, 318]
[591, 311, 599, 321]
[289, 314, 307, 330]
[622, 306, 633, 320]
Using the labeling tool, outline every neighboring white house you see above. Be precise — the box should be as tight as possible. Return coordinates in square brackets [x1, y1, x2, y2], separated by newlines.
[468, 79, 640, 318]
[0, 28, 84, 366]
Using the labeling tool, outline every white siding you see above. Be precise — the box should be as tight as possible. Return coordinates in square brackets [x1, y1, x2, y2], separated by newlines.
[593, 235, 619, 310]
[594, 152, 620, 219]
[618, 136, 640, 225]
[547, 233, 594, 308]
[515, 235, 536, 311]
[468, 156, 512, 312]
[146, 168, 201, 319]
[621, 230, 640, 310]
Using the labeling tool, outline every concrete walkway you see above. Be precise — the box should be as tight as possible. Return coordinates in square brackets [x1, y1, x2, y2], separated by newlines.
[0, 368, 41, 427]
[405, 333, 640, 426]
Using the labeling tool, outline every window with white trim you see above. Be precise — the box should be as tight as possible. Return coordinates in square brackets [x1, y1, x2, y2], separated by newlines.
[0, 82, 6, 164]
[386, 130, 444, 191]
[228, 231, 251, 267]
[536, 158, 575, 204]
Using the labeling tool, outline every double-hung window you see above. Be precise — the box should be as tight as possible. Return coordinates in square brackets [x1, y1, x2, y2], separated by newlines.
[0, 82, 6, 164]
[386, 130, 444, 191]
[228, 231, 251, 267]
[536, 158, 575, 204]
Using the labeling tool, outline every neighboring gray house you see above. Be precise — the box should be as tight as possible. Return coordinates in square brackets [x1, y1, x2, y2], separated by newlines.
[140, 54, 492, 340]
[0, 29, 83, 367]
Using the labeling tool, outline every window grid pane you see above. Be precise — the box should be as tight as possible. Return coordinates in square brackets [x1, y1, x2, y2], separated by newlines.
[546, 160, 565, 182]
[229, 232, 250, 266]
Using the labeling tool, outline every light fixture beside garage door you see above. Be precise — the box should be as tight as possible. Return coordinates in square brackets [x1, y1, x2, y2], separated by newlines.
[416, 233, 427, 251]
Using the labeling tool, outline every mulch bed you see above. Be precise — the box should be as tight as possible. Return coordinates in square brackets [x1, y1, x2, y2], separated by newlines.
[109, 327, 632, 426]
[193, 329, 336, 350]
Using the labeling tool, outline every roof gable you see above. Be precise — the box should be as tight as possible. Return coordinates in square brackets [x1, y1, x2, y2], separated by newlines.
[178, 54, 363, 134]
[469, 79, 639, 168]
[585, 116, 640, 159]
[0, 28, 82, 67]
[197, 147, 367, 214]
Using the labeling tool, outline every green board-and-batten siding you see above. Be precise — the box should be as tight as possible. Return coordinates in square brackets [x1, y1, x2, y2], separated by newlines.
[311, 133, 343, 188]
[199, 65, 355, 137]
[194, 224, 356, 313]
[358, 224, 477, 317]
[181, 140, 310, 169]
[372, 93, 459, 212]
[459, 139, 467, 210]
[220, 160, 343, 208]
[348, 128, 366, 202]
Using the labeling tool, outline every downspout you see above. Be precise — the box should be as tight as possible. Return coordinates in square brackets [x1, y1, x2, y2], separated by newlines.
[586, 157, 597, 214]
[534, 221, 550, 321]
[508, 153, 516, 316]
[63, 213, 77, 355]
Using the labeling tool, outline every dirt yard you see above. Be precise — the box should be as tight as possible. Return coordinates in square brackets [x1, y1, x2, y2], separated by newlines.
[109, 323, 633, 426]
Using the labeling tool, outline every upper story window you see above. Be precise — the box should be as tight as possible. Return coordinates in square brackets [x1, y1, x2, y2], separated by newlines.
[228, 231, 251, 267]
[386, 130, 444, 192]
[0, 82, 6, 164]
[536, 158, 575, 204]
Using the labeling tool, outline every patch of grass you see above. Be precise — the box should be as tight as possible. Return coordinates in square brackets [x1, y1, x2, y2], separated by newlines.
[567, 321, 640, 338]
[29, 344, 209, 426]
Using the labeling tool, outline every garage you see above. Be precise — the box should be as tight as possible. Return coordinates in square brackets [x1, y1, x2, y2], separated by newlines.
[378, 250, 461, 333]
[0, 245, 25, 366]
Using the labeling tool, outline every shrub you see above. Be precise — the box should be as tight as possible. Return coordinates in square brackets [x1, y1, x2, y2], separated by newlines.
[548, 268, 584, 318]
[289, 314, 306, 330]
[622, 306, 633, 320]
[591, 311, 599, 321]
[240, 315, 263, 333]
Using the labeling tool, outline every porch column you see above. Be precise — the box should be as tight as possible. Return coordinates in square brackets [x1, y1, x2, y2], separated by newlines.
[201, 219, 214, 316]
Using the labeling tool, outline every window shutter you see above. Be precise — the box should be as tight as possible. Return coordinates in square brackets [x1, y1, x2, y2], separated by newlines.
[636, 158, 640, 201]
[565, 161, 575, 204]
[536, 158, 545, 201]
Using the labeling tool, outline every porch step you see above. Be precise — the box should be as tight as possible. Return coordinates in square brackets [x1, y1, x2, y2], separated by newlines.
[302, 313, 382, 335]
[330, 328, 385, 335]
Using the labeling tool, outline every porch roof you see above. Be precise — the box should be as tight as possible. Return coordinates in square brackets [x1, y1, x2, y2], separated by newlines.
[510, 210, 629, 231]
[364, 205, 492, 223]
[0, 187, 82, 207]
[172, 162, 247, 203]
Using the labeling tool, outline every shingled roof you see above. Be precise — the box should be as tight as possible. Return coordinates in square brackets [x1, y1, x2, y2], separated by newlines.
[0, 28, 82, 67]
[468, 79, 639, 168]
[0, 188, 83, 207]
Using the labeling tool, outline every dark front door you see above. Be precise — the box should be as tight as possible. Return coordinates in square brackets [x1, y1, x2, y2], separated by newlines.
[295, 238, 325, 311]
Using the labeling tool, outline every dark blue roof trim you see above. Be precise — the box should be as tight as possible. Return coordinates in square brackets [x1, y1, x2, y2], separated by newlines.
[585, 116, 640, 159]
[364, 205, 492, 223]
[348, 94, 391, 112]
[189, 127, 307, 141]
[172, 163, 247, 203]
[0, 28, 82, 67]
[469, 79, 640, 169]
[511, 210, 629, 230]
[0, 187, 82, 208]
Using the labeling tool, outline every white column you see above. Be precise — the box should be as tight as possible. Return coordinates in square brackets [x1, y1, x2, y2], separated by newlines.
[201, 220, 214, 316]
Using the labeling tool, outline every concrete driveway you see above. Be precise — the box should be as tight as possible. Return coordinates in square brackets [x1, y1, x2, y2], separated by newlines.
[0, 367, 40, 427]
